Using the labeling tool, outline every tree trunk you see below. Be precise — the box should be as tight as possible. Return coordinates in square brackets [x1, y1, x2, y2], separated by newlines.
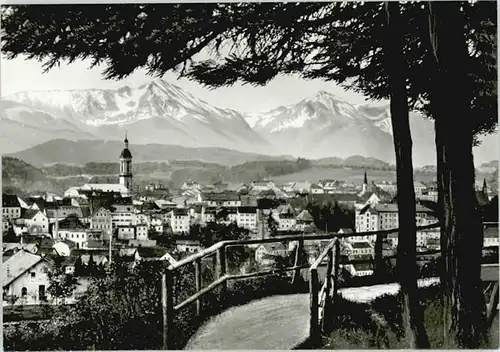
[384, 2, 430, 348]
[427, 2, 487, 347]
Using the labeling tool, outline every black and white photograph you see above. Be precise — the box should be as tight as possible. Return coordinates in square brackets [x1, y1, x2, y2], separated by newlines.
[1, 1, 498, 350]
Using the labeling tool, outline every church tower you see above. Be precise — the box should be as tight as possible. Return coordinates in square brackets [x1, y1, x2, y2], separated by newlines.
[362, 169, 368, 194]
[119, 132, 133, 191]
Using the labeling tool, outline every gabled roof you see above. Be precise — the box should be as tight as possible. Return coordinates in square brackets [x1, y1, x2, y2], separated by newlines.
[3, 250, 46, 287]
[353, 262, 374, 271]
[202, 192, 241, 202]
[296, 210, 314, 221]
[237, 206, 257, 214]
[3, 194, 21, 208]
[59, 214, 87, 230]
[21, 209, 44, 220]
[351, 242, 372, 249]
[172, 208, 189, 216]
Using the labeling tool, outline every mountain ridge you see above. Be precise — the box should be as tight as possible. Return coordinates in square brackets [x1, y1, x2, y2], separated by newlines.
[2, 78, 497, 165]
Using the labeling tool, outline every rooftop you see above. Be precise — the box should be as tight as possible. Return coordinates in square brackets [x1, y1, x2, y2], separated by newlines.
[3, 250, 45, 287]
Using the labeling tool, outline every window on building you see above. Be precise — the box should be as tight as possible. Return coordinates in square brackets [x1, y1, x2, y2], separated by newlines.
[31, 272, 36, 278]
[21, 287, 27, 297]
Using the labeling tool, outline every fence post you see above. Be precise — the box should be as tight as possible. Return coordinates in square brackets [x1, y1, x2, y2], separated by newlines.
[486, 282, 499, 327]
[292, 238, 304, 287]
[216, 245, 227, 300]
[309, 267, 320, 346]
[195, 258, 202, 317]
[322, 246, 334, 332]
[333, 240, 340, 301]
[162, 270, 174, 350]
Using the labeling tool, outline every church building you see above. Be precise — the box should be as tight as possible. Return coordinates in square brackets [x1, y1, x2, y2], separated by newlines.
[63, 134, 134, 199]
[119, 133, 133, 191]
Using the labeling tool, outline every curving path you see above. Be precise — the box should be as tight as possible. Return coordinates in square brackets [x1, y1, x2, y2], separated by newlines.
[186, 265, 498, 349]
[185, 278, 441, 350]
[185, 293, 311, 350]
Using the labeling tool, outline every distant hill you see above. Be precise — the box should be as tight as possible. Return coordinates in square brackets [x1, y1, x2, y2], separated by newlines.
[6, 139, 294, 167]
[478, 160, 499, 174]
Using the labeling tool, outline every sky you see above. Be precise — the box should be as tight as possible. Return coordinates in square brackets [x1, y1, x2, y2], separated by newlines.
[1, 56, 384, 113]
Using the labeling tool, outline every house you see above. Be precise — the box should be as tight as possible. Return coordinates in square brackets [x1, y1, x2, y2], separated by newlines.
[277, 213, 297, 231]
[251, 180, 276, 192]
[136, 224, 149, 241]
[182, 180, 202, 191]
[90, 206, 113, 233]
[310, 184, 324, 194]
[346, 262, 374, 277]
[18, 210, 50, 235]
[45, 198, 83, 221]
[128, 239, 157, 247]
[110, 198, 135, 228]
[348, 241, 374, 256]
[169, 209, 190, 234]
[200, 192, 242, 207]
[330, 193, 359, 206]
[134, 213, 150, 227]
[53, 241, 75, 257]
[375, 181, 398, 195]
[292, 181, 312, 194]
[80, 254, 109, 267]
[414, 182, 428, 197]
[117, 225, 135, 240]
[236, 206, 258, 231]
[65, 183, 130, 198]
[296, 210, 314, 231]
[58, 230, 89, 249]
[417, 229, 440, 247]
[484, 225, 499, 247]
[151, 218, 164, 233]
[55, 215, 89, 249]
[2, 194, 22, 220]
[355, 203, 436, 238]
[135, 247, 170, 261]
[201, 207, 217, 224]
[255, 243, 288, 265]
[3, 250, 51, 306]
[176, 239, 202, 253]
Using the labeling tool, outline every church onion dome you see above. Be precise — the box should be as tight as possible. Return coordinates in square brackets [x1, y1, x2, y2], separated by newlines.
[120, 148, 132, 159]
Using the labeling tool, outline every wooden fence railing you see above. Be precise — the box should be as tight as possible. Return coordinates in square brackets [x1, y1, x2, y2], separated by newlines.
[160, 222, 499, 349]
[309, 238, 340, 344]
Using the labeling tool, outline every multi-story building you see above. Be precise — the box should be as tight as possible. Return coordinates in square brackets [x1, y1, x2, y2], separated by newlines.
[276, 213, 297, 231]
[19, 210, 49, 235]
[199, 192, 242, 207]
[169, 209, 190, 234]
[354, 203, 436, 242]
[2, 194, 22, 220]
[136, 224, 149, 241]
[236, 207, 258, 231]
[58, 229, 89, 249]
[90, 206, 113, 233]
[117, 225, 135, 241]
[151, 218, 164, 233]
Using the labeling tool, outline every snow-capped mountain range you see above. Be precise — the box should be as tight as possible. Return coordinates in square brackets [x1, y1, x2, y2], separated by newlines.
[1, 78, 497, 166]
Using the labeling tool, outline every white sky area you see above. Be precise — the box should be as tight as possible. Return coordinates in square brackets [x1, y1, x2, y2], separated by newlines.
[1, 56, 384, 113]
